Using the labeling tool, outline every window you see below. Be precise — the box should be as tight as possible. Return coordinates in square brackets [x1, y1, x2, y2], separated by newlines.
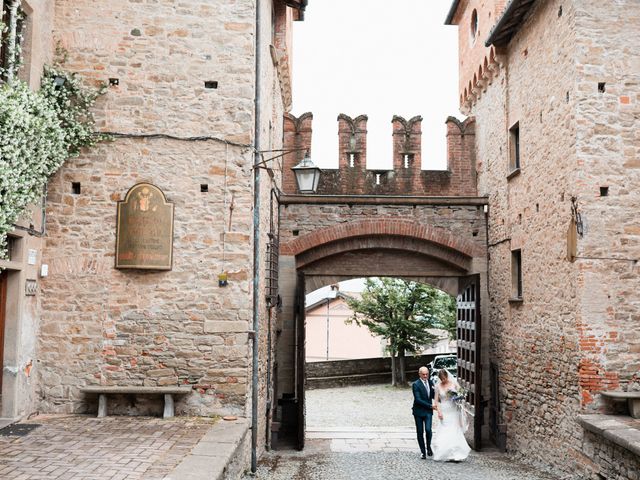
[509, 122, 520, 174]
[511, 249, 523, 300]
[6, 235, 19, 261]
[1, 2, 26, 81]
[470, 9, 479, 44]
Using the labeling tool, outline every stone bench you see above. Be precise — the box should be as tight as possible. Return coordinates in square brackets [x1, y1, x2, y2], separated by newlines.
[601, 391, 640, 419]
[80, 386, 192, 419]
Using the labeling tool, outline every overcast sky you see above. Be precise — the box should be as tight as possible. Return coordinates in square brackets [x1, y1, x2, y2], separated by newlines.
[291, 0, 460, 170]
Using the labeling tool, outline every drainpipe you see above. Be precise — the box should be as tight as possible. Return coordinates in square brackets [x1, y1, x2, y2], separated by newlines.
[251, 0, 263, 473]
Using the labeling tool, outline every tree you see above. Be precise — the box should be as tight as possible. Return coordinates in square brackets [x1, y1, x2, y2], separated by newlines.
[346, 278, 456, 386]
[430, 292, 457, 341]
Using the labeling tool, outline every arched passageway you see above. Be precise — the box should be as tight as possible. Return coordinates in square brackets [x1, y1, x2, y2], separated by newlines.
[273, 202, 488, 451]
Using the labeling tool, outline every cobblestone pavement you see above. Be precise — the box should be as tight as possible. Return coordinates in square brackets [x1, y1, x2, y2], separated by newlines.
[0, 414, 217, 480]
[247, 385, 559, 480]
[250, 442, 560, 480]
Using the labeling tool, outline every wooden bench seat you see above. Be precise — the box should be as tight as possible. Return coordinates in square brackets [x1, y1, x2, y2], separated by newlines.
[600, 391, 640, 419]
[80, 386, 192, 419]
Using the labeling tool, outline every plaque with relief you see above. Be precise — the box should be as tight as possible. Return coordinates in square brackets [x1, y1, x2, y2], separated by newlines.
[115, 183, 174, 270]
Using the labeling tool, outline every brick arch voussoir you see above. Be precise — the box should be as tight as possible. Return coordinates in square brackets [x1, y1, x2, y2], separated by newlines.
[280, 220, 478, 258]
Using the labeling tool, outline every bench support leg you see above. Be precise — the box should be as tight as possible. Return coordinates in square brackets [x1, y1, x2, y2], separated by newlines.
[98, 394, 108, 418]
[630, 399, 640, 419]
[163, 394, 175, 419]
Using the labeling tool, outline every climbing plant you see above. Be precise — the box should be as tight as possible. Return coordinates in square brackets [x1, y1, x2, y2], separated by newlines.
[0, 20, 106, 258]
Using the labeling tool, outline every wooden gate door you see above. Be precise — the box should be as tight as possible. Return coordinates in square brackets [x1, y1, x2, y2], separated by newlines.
[0, 270, 7, 393]
[457, 274, 482, 450]
[295, 272, 306, 450]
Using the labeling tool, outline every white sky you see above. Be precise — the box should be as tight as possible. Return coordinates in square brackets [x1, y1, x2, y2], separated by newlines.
[292, 0, 460, 170]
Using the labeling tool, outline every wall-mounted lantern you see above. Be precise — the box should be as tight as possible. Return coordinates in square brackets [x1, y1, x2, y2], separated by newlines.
[291, 152, 321, 194]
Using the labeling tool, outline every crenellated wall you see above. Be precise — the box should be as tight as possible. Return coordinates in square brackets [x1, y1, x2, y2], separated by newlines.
[282, 113, 477, 196]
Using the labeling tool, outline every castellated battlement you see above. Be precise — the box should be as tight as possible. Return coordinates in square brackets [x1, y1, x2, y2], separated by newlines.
[282, 113, 477, 197]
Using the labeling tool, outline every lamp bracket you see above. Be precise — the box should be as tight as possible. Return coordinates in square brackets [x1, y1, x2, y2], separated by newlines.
[253, 148, 308, 170]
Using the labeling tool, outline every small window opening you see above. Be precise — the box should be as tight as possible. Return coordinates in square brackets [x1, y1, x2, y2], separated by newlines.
[109, 78, 119, 86]
[292, 230, 299, 236]
[558, 5, 563, 17]
[536, 203, 539, 212]
[598, 82, 606, 93]
[349, 153, 356, 168]
[472, 230, 479, 237]
[72, 182, 81, 195]
[375, 173, 381, 185]
[403, 154, 413, 169]
[200, 184, 209, 193]
[6, 235, 19, 261]
[470, 9, 478, 43]
[511, 249, 523, 299]
[600, 186, 609, 197]
[509, 122, 520, 171]
[518, 213, 522, 224]
[204, 81, 218, 89]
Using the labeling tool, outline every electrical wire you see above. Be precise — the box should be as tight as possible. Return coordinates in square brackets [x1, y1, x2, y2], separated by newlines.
[98, 131, 253, 150]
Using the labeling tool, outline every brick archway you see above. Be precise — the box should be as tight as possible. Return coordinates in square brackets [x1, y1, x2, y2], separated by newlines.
[280, 219, 480, 259]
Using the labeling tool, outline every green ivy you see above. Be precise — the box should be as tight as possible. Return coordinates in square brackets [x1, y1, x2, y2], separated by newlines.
[0, 67, 106, 259]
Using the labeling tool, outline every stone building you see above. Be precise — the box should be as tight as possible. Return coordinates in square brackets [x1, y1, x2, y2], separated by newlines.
[0, 0, 309, 466]
[446, 0, 640, 478]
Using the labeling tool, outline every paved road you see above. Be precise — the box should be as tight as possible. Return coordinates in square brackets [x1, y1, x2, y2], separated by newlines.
[251, 445, 560, 480]
[248, 384, 559, 480]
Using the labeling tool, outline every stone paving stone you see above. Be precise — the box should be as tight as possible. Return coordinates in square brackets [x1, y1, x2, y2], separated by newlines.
[249, 442, 561, 480]
[0, 414, 216, 479]
[253, 385, 561, 480]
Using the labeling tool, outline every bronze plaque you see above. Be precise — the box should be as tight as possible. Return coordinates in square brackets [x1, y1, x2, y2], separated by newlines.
[115, 183, 174, 270]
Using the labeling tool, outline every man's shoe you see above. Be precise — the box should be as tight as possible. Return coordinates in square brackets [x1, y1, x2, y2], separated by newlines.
[427, 449, 433, 457]
[420, 453, 426, 460]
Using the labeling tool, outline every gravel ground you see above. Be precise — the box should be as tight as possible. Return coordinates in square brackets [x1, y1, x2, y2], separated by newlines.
[245, 385, 560, 480]
[306, 384, 414, 428]
[249, 448, 560, 480]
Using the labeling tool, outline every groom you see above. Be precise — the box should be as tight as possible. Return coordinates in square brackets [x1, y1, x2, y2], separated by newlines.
[412, 366, 435, 459]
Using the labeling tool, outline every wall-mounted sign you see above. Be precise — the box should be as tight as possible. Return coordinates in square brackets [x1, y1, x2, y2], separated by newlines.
[115, 183, 174, 270]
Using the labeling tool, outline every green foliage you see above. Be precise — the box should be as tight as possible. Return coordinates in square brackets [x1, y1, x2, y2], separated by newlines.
[429, 291, 457, 340]
[346, 278, 456, 356]
[0, 67, 105, 258]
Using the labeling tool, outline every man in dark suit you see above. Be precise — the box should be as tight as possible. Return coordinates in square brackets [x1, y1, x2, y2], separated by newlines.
[412, 366, 435, 459]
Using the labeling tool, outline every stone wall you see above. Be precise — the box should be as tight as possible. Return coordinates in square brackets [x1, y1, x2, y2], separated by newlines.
[33, 4, 294, 455]
[0, 0, 56, 421]
[471, 0, 582, 475]
[581, 430, 640, 480]
[465, 0, 640, 476]
[306, 354, 441, 389]
[573, 0, 640, 405]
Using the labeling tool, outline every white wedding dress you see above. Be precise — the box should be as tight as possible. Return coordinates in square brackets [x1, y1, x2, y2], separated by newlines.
[432, 384, 471, 462]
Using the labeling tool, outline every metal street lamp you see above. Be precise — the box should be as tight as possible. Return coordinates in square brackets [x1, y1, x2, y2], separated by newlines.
[291, 152, 321, 194]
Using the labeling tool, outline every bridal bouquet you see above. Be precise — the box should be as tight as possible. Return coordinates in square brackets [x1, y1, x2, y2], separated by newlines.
[446, 386, 467, 405]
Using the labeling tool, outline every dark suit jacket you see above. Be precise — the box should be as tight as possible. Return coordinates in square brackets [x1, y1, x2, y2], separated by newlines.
[412, 378, 435, 417]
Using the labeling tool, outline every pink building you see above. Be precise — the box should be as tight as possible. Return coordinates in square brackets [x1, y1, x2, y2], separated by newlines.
[305, 287, 454, 362]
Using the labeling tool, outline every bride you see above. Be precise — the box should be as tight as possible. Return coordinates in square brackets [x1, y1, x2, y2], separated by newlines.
[432, 369, 471, 462]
